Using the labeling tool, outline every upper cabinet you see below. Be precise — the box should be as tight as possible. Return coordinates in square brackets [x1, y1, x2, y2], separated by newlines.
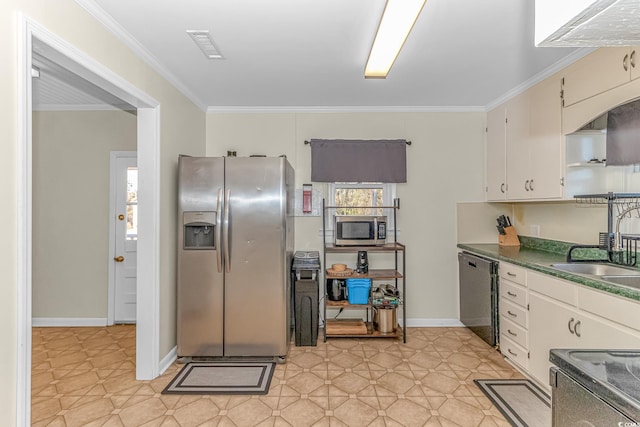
[504, 92, 531, 200]
[486, 78, 564, 201]
[527, 78, 564, 200]
[485, 106, 507, 200]
[486, 47, 640, 202]
[562, 47, 638, 108]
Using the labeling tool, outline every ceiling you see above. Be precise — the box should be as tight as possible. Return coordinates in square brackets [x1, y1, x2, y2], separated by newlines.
[35, 0, 586, 111]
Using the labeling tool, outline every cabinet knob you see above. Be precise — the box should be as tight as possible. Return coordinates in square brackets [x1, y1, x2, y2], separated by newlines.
[501, 183, 505, 194]
[507, 329, 518, 337]
[632, 50, 637, 69]
[507, 310, 517, 318]
[524, 180, 530, 191]
[529, 179, 534, 191]
[507, 291, 517, 297]
[624, 53, 630, 72]
[574, 320, 582, 337]
[568, 317, 575, 334]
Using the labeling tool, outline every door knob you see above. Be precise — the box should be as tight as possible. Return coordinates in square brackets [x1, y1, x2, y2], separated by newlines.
[114, 256, 125, 262]
[118, 214, 125, 221]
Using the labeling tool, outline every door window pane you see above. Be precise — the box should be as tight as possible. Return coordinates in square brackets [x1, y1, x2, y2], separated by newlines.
[126, 167, 138, 240]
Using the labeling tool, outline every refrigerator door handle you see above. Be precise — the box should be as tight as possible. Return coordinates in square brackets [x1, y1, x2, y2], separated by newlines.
[215, 188, 223, 273]
[224, 188, 231, 273]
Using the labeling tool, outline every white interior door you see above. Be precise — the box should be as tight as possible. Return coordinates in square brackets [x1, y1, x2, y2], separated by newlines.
[113, 154, 138, 323]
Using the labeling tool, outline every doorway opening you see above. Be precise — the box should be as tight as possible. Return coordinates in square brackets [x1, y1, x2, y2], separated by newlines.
[18, 15, 162, 426]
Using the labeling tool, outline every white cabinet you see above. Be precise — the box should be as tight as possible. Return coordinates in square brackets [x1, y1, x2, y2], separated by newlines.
[486, 107, 507, 200]
[562, 47, 640, 108]
[485, 79, 564, 201]
[504, 94, 531, 200]
[527, 78, 564, 199]
[527, 272, 640, 389]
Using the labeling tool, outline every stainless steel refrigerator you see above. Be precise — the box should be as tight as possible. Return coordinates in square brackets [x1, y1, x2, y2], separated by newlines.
[177, 155, 294, 359]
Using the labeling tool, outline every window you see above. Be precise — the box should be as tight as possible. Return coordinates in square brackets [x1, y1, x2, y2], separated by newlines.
[328, 182, 396, 228]
[126, 167, 138, 240]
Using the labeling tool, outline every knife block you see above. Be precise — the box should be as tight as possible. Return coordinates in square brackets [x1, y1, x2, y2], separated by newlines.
[499, 226, 520, 247]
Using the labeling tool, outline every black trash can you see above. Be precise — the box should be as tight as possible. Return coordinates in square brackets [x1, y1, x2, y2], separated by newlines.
[292, 251, 320, 346]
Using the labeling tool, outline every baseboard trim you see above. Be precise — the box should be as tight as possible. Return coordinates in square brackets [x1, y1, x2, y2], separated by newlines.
[32, 318, 108, 327]
[404, 318, 465, 327]
[159, 346, 177, 375]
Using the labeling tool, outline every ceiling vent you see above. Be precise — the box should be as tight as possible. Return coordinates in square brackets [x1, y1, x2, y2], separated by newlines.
[187, 30, 224, 59]
[536, 0, 640, 47]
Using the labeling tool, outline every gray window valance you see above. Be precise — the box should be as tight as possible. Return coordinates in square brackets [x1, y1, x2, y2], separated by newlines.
[310, 139, 407, 183]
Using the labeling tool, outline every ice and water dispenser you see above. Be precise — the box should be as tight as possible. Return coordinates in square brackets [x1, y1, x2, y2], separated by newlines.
[183, 212, 216, 249]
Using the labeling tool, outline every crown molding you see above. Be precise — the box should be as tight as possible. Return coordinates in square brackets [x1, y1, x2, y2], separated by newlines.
[485, 47, 595, 111]
[206, 105, 486, 114]
[74, 0, 207, 111]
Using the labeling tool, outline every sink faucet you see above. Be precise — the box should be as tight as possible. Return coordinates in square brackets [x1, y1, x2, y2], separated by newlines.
[613, 205, 637, 252]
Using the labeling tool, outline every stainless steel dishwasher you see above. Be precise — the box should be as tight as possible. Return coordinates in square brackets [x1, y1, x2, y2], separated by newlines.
[458, 252, 498, 346]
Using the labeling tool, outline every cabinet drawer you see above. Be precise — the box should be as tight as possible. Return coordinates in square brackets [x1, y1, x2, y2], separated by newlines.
[500, 280, 527, 308]
[500, 335, 529, 369]
[500, 317, 528, 349]
[500, 299, 527, 329]
[528, 271, 577, 305]
[499, 263, 526, 285]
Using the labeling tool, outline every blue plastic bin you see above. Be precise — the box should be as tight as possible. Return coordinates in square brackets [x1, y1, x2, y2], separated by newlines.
[346, 278, 371, 304]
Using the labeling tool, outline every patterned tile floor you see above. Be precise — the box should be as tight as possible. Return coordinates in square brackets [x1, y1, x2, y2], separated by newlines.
[32, 325, 522, 426]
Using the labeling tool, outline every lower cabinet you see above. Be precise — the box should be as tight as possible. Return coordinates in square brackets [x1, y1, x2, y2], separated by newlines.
[528, 278, 640, 389]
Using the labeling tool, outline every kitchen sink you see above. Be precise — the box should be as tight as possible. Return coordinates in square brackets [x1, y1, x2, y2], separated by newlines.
[600, 275, 640, 289]
[549, 263, 640, 276]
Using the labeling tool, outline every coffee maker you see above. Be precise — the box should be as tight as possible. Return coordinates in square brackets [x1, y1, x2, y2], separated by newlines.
[356, 251, 369, 274]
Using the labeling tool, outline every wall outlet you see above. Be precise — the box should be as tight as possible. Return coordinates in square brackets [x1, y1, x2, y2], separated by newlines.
[530, 224, 541, 237]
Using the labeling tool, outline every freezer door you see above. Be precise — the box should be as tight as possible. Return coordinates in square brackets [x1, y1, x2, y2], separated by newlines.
[177, 156, 225, 357]
[223, 157, 291, 357]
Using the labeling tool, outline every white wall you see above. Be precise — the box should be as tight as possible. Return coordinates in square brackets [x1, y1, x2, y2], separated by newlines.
[207, 111, 486, 322]
[32, 110, 137, 319]
[1, 3, 206, 424]
[512, 202, 607, 244]
[457, 200, 608, 245]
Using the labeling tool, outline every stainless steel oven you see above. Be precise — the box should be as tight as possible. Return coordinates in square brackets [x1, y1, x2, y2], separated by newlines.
[550, 349, 640, 426]
[551, 368, 635, 425]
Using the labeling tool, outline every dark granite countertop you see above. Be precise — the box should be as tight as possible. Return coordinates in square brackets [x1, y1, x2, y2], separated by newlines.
[457, 237, 640, 302]
[550, 349, 640, 421]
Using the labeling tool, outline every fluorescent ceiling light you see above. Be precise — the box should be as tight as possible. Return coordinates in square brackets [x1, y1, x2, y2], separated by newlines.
[187, 30, 224, 59]
[365, 0, 427, 78]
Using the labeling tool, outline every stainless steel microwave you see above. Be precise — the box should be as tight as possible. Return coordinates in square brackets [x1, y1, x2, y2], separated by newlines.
[334, 215, 387, 246]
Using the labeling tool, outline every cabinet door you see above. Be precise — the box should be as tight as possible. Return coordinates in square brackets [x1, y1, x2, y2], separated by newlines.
[486, 107, 507, 201]
[562, 47, 630, 107]
[632, 47, 640, 81]
[528, 78, 564, 199]
[505, 93, 530, 200]
[528, 293, 581, 387]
